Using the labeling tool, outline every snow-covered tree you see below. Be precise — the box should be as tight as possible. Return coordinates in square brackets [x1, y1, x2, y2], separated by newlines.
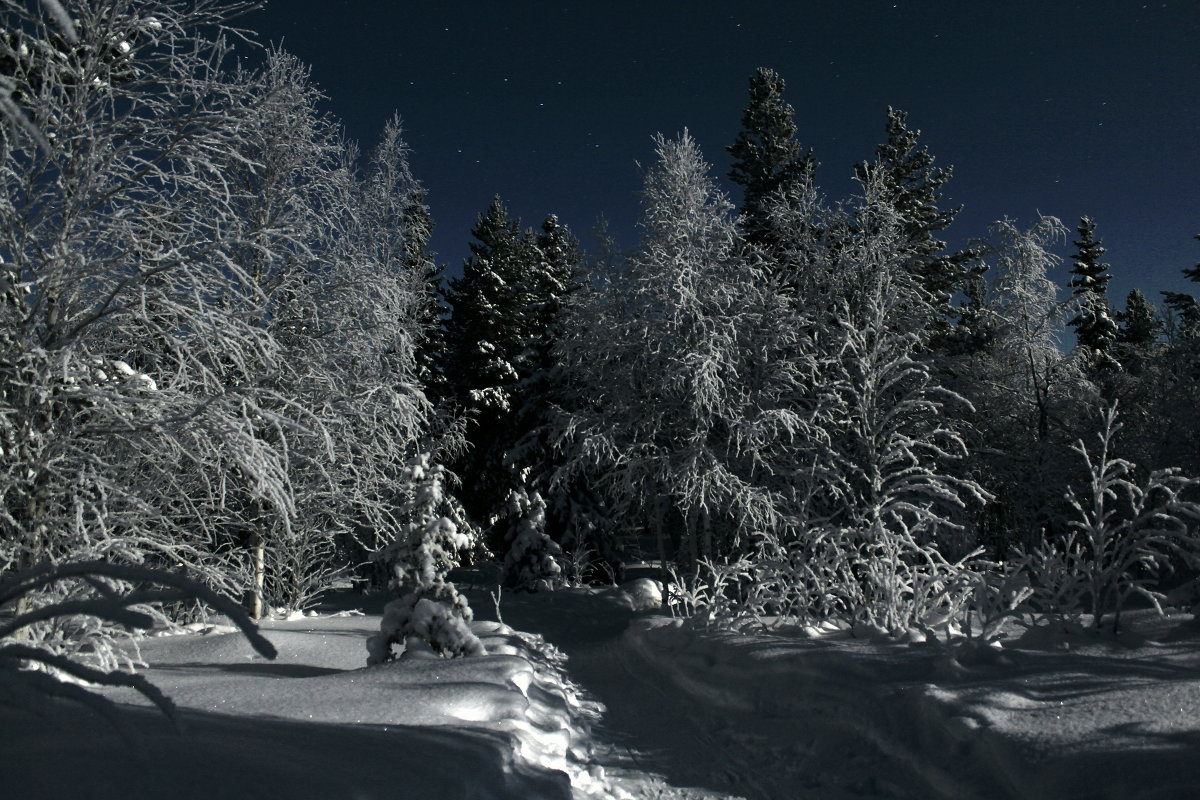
[551, 131, 820, 569]
[1067, 217, 1119, 371]
[211, 53, 432, 615]
[958, 216, 1091, 550]
[981, 216, 1075, 443]
[1116, 289, 1162, 351]
[0, 2, 436, 627]
[368, 454, 484, 662]
[444, 196, 531, 416]
[442, 197, 533, 523]
[727, 67, 817, 261]
[445, 199, 584, 538]
[815, 182, 988, 631]
[0, 0, 292, 600]
[854, 107, 979, 341]
[502, 487, 563, 591]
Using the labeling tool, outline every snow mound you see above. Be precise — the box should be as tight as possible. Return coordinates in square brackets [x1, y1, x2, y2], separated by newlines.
[3, 605, 601, 799]
[611, 577, 663, 611]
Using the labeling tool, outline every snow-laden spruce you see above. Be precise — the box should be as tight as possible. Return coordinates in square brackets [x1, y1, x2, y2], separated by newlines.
[502, 487, 563, 592]
[368, 455, 484, 662]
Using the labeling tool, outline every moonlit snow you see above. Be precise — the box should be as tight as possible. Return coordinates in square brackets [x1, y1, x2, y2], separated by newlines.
[5, 567, 1199, 799]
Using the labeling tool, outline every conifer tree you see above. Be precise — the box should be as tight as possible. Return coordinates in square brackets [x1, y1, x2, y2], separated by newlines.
[727, 67, 817, 261]
[501, 487, 563, 592]
[946, 272, 994, 356]
[1067, 216, 1119, 369]
[530, 214, 584, 351]
[1162, 233, 1200, 340]
[444, 199, 583, 531]
[1116, 289, 1162, 349]
[402, 190, 447, 399]
[367, 454, 484, 661]
[444, 196, 529, 416]
[855, 107, 978, 339]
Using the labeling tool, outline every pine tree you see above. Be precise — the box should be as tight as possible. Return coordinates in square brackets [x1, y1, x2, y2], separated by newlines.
[727, 67, 817, 260]
[530, 214, 584, 348]
[1116, 289, 1162, 349]
[444, 196, 529, 415]
[945, 271, 994, 356]
[444, 199, 583, 531]
[503, 215, 586, 539]
[367, 454, 484, 661]
[1162, 233, 1200, 341]
[1067, 217, 1119, 370]
[854, 107, 979, 340]
[501, 487, 563, 591]
[401, 189, 448, 399]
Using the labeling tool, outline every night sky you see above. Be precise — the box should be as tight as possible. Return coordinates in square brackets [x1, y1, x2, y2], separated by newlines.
[242, 1, 1200, 305]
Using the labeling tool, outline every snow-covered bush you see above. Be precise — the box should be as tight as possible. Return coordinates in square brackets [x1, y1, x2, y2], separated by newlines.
[955, 557, 1035, 644]
[1028, 402, 1200, 631]
[367, 455, 484, 662]
[818, 204, 988, 633]
[502, 488, 563, 592]
[0, 560, 275, 731]
[665, 556, 755, 628]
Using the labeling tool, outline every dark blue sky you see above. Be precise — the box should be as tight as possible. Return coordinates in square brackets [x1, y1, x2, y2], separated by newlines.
[243, 1, 1199, 305]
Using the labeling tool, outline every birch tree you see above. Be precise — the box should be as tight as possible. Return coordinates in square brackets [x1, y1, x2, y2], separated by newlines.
[0, 0, 286, 584]
[553, 132, 822, 567]
[213, 54, 432, 612]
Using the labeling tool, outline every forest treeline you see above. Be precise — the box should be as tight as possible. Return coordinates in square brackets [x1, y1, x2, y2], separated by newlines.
[2, 1, 1198, 667]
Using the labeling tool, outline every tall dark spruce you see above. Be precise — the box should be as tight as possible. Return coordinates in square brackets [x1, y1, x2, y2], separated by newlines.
[727, 67, 817, 262]
[1067, 216, 1119, 371]
[443, 198, 582, 540]
[855, 107, 979, 342]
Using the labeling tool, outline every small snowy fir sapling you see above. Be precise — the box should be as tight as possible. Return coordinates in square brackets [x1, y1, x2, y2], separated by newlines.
[367, 455, 484, 662]
[503, 488, 563, 592]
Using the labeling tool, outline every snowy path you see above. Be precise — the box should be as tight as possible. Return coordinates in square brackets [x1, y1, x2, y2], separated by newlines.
[468, 579, 1200, 800]
[465, 585, 749, 799]
[467, 584, 938, 800]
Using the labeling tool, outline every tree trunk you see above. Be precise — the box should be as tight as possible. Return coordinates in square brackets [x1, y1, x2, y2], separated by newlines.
[251, 529, 265, 620]
[652, 495, 672, 609]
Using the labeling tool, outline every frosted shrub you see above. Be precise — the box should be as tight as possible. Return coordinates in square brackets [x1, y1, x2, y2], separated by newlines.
[736, 528, 854, 627]
[1030, 403, 1200, 631]
[502, 488, 563, 592]
[849, 519, 983, 636]
[665, 556, 755, 627]
[956, 558, 1035, 644]
[367, 455, 484, 662]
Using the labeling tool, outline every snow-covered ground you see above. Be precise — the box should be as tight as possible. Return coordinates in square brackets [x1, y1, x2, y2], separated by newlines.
[5, 568, 1200, 799]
